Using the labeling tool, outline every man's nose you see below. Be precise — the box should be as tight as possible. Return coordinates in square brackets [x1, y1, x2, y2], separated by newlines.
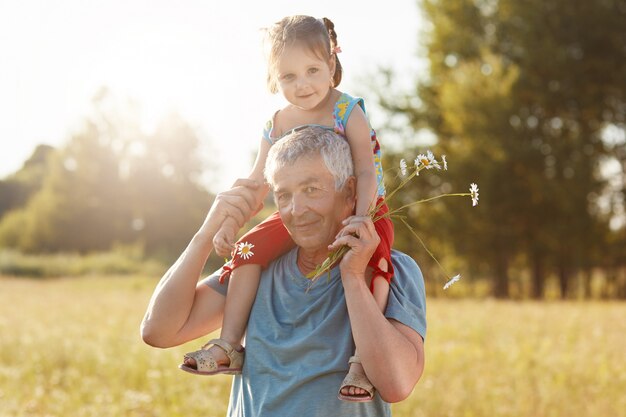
[290, 194, 307, 216]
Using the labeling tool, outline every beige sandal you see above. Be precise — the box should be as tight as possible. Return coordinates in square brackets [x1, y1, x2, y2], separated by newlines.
[337, 355, 375, 402]
[179, 338, 244, 375]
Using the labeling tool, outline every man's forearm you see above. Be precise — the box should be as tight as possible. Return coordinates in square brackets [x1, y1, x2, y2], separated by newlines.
[342, 274, 424, 403]
[141, 178, 261, 347]
[141, 231, 214, 347]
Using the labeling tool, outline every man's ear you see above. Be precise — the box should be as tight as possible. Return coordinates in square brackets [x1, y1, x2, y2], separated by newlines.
[343, 176, 357, 207]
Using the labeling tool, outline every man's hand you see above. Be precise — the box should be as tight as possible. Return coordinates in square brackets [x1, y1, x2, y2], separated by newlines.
[200, 178, 263, 238]
[329, 215, 380, 279]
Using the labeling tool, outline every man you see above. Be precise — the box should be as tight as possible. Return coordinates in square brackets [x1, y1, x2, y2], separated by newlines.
[141, 127, 426, 416]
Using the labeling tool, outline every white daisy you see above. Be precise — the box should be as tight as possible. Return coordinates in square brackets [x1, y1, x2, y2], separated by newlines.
[428, 150, 442, 169]
[443, 274, 461, 290]
[400, 159, 407, 176]
[416, 151, 440, 170]
[442, 155, 448, 170]
[237, 242, 255, 260]
[469, 183, 479, 206]
[414, 155, 425, 169]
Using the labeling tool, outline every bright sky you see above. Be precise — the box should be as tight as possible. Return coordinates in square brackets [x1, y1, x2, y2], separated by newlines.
[0, 0, 425, 191]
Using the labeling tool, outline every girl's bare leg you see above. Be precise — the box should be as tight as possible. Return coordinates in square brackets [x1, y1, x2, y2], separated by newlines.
[340, 259, 390, 397]
[183, 264, 261, 368]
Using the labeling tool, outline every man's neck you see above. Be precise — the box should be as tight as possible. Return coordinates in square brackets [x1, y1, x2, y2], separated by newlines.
[296, 247, 330, 275]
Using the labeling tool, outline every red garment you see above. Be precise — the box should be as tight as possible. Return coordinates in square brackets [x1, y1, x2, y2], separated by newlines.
[220, 198, 394, 291]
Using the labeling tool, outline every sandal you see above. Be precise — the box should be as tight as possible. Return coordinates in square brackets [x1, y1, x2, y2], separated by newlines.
[337, 355, 375, 402]
[179, 338, 244, 375]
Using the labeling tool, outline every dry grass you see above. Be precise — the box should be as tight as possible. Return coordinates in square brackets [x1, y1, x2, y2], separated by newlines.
[0, 276, 624, 417]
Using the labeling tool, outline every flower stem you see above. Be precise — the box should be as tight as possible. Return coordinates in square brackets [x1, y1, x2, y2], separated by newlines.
[373, 193, 471, 222]
[399, 217, 451, 278]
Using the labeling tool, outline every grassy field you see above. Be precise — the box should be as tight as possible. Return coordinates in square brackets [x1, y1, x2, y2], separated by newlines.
[0, 276, 624, 417]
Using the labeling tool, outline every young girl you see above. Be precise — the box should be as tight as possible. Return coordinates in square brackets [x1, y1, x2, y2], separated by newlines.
[180, 15, 395, 403]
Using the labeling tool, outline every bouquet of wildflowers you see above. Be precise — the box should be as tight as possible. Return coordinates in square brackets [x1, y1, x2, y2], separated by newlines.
[306, 150, 479, 290]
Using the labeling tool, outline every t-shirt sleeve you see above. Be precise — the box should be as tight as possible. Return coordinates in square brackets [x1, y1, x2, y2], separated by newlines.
[203, 268, 228, 296]
[385, 250, 427, 340]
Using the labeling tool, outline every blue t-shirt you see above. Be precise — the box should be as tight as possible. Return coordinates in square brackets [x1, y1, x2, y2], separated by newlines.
[205, 249, 427, 417]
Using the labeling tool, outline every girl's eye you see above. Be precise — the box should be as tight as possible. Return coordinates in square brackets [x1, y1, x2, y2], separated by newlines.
[308, 68, 319, 74]
[282, 74, 294, 81]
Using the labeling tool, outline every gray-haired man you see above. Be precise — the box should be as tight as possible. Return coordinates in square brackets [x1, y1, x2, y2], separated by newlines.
[142, 127, 426, 416]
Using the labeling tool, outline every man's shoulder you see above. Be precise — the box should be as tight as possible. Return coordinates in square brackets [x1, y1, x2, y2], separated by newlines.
[390, 249, 421, 272]
[389, 250, 426, 294]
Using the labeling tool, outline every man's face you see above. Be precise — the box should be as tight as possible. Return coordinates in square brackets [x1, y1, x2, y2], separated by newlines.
[272, 154, 355, 253]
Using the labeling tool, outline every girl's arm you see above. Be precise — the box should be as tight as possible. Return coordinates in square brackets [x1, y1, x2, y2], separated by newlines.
[213, 139, 272, 255]
[248, 137, 273, 187]
[344, 105, 378, 216]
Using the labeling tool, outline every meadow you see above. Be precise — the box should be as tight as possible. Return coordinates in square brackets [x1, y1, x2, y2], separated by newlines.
[0, 275, 624, 417]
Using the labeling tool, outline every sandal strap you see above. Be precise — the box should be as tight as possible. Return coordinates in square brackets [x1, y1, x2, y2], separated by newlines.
[202, 338, 244, 369]
[206, 338, 235, 355]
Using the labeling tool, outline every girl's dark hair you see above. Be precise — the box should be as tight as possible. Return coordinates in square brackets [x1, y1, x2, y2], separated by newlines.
[264, 15, 343, 93]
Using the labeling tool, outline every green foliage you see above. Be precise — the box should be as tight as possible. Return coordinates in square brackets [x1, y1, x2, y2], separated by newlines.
[379, 0, 626, 298]
[0, 144, 55, 221]
[0, 89, 213, 262]
[0, 247, 164, 278]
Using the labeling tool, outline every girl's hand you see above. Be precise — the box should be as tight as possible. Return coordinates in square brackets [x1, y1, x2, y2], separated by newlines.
[330, 215, 380, 279]
[213, 221, 238, 257]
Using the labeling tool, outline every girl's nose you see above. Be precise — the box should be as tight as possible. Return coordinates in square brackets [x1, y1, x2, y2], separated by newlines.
[295, 77, 308, 91]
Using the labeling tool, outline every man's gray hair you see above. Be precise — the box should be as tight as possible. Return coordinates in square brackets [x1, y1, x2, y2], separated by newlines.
[264, 126, 354, 190]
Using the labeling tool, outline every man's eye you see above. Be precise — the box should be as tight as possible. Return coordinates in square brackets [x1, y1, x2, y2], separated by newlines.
[305, 187, 317, 193]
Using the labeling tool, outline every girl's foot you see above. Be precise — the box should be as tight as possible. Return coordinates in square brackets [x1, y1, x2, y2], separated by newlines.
[179, 339, 244, 375]
[337, 355, 375, 402]
[339, 361, 370, 397]
[182, 345, 229, 369]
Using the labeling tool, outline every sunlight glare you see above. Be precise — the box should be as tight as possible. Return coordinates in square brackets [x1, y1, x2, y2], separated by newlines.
[0, 0, 421, 191]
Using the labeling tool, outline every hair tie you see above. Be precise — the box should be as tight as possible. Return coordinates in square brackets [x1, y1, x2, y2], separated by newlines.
[332, 46, 342, 54]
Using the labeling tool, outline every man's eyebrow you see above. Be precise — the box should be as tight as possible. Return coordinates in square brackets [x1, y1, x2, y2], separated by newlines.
[274, 177, 322, 193]
[300, 177, 322, 186]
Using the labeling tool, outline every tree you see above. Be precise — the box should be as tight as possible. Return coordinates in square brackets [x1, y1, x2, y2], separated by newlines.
[0, 145, 55, 220]
[0, 89, 213, 262]
[380, 0, 626, 298]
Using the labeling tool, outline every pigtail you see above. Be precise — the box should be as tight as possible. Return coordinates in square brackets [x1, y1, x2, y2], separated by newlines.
[322, 17, 343, 88]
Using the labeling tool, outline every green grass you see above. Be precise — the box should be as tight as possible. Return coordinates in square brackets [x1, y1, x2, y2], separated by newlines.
[0, 249, 164, 278]
[0, 276, 624, 417]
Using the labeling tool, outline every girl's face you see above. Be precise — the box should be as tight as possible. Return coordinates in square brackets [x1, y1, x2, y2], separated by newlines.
[275, 43, 335, 111]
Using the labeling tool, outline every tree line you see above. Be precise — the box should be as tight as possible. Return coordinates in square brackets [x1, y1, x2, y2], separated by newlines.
[1, 1, 625, 299]
[0, 89, 214, 266]
[376, 0, 625, 298]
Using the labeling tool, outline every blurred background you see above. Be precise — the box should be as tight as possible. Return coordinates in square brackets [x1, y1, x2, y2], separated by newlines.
[0, 0, 625, 416]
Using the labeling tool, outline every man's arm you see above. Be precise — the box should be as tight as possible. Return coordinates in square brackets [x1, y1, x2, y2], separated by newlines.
[140, 179, 261, 348]
[331, 216, 425, 403]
